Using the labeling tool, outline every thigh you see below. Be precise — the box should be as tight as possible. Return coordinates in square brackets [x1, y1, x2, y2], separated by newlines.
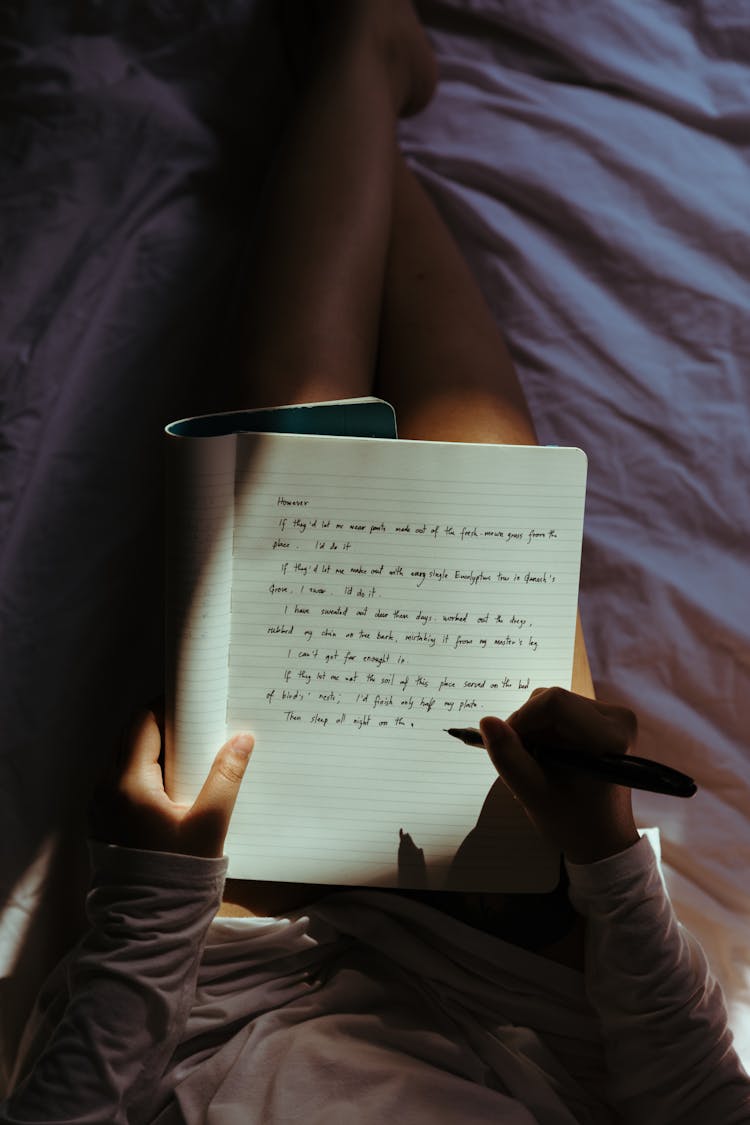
[375, 155, 538, 446]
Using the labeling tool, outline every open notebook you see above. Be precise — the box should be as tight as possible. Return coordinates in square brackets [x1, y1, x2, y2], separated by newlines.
[165, 398, 588, 892]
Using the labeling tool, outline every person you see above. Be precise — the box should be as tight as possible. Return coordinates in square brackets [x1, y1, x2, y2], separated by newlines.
[3, 2, 750, 1122]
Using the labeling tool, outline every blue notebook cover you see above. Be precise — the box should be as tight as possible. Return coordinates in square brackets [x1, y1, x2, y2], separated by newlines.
[165, 398, 397, 440]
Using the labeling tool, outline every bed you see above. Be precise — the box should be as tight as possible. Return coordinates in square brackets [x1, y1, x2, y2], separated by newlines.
[2, 0, 749, 1089]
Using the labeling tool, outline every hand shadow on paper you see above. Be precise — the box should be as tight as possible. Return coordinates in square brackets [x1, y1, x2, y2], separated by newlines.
[445, 777, 517, 892]
[397, 827, 429, 889]
[397, 777, 560, 895]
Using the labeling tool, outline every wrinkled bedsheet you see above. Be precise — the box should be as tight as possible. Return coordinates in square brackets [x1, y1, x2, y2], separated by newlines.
[2, 0, 749, 1088]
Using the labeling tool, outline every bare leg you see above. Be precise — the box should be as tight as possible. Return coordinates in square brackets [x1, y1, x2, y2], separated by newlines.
[237, 1, 436, 408]
[375, 153, 537, 445]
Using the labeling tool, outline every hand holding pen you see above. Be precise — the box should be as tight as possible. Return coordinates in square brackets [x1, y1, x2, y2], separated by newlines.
[446, 723, 696, 798]
[451, 687, 689, 865]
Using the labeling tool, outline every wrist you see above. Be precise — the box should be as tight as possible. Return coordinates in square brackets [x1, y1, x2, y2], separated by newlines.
[563, 823, 640, 865]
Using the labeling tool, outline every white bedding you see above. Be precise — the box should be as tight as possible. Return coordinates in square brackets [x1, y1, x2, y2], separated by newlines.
[1, 0, 749, 1087]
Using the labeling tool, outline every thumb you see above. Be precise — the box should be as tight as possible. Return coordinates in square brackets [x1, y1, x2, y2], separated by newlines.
[479, 715, 544, 804]
[180, 733, 255, 857]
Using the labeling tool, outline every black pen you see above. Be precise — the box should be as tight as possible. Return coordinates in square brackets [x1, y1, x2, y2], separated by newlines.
[444, 727, 697, 798]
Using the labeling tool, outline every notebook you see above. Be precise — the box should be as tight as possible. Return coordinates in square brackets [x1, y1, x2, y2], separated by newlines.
[165, 398, 587, 891]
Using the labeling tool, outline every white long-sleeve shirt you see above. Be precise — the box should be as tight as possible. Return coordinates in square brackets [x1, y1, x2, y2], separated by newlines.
[3, 835, 749, 1124]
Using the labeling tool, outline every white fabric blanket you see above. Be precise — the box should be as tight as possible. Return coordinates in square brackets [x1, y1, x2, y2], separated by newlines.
[5, 836, 748, 1124]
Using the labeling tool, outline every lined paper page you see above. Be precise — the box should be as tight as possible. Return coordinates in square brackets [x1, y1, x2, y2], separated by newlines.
[224, 433, 587, 890]
[165, 433, 236, 803]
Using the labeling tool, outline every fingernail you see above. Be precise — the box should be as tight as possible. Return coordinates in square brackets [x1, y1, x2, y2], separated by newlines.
[231, 733, 255, 759]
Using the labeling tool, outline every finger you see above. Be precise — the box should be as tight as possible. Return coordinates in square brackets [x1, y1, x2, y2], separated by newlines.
[506, 685, 547, 726]
[91, 711, 169, 845]
[479, 715, 547, 804]
[147, 695, 166, 738]
[120, 709, 163, 782]
[510, 687, 635, 757]
[591, 699, 638, 747]
[181, 734, 254, 857]
[554, 689, 637, 745]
